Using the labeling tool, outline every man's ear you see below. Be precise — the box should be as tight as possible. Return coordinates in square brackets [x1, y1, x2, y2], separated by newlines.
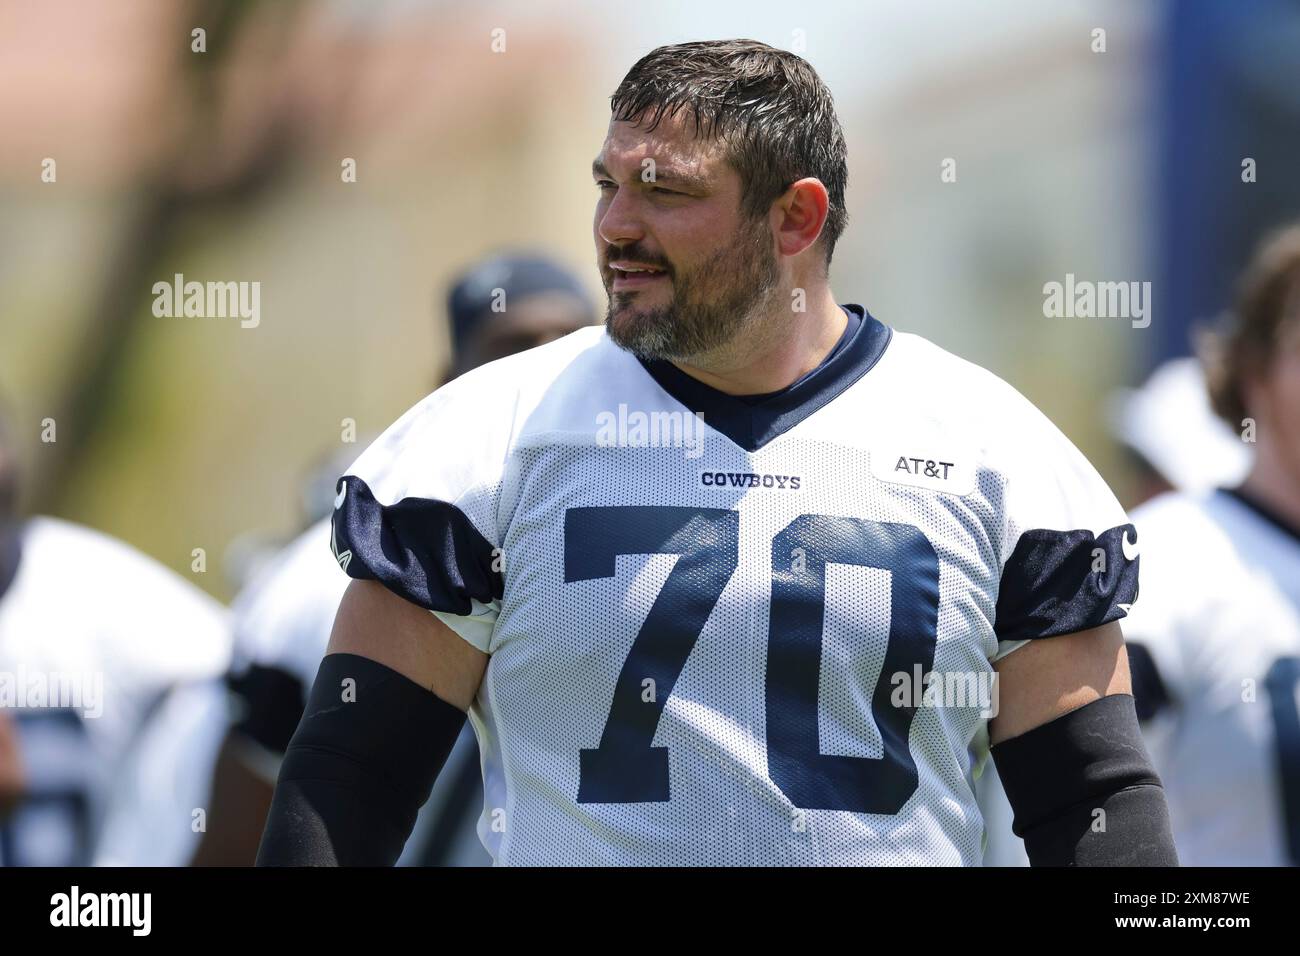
[772, 178, 830, 259]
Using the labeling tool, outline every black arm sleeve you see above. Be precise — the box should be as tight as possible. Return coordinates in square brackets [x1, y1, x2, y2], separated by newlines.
[991, 693, 1179, 866]
[256, 652, 467, 867]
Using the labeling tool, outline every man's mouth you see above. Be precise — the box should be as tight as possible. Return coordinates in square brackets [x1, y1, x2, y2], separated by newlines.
[609, 261, 669, 292]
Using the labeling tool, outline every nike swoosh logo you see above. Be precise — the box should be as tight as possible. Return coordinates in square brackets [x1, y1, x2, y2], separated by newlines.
[1121, 529, 1140, 562]
[334, 483, 347, 510]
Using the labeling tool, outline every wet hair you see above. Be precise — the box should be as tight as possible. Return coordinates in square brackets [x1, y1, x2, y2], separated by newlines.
[610, 39, 849, 267]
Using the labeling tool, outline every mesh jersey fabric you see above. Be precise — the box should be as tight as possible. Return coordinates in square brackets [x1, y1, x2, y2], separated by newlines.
[331, 309, 1135, 865]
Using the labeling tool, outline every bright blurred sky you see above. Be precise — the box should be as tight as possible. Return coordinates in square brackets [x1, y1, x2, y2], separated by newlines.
[578, 0, 1090, 100]
[332, 0, 1142, 107]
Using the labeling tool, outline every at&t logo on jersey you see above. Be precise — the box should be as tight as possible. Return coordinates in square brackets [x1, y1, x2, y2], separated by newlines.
[869, 442, 975, 496]
[894, 457, 955, 480]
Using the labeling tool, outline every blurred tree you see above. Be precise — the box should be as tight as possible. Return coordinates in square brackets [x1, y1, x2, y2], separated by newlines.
[32, 0, 303, 514]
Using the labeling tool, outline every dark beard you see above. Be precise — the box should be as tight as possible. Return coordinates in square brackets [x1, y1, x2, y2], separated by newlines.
[604, 218, 780, 361]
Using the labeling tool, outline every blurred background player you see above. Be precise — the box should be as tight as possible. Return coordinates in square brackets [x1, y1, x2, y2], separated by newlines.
[981, 227, 1300, 866]
[0, 401, 231, 866]
[1109, 356, 1253, 506]
[187, 252, 595, 865]
[976, 343, 1255, 867]
[1120, 226, 1300, 865]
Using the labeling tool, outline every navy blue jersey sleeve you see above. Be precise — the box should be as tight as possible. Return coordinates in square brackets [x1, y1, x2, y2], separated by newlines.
[330, 474, 503, 616]
[990, 395, 1138, 656]
[328, 381, 510, 653]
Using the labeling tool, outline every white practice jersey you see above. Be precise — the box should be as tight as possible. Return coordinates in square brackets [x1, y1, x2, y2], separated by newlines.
[230, 519, 351, 696]
[226, 518, 488, 866]
[0, 517, 230, 866]
[332, 308, 1138, 866]
[94, 676, 230, 866]
[973, 758, 1028, 867]
[96, 524, 345, 867]
[1121, 490, 1300, 866]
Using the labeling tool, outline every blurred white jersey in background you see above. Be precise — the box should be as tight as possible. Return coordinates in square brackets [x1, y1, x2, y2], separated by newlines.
[0, 517, 230, 866]
[1121, 490, 1300, 866]
[226, 517, 489, 867]
[99, 517, 488, 866]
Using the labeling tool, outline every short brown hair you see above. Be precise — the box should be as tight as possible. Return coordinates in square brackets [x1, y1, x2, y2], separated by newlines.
[609, 39, 849, 267]
[1201, 225, 1300, 427]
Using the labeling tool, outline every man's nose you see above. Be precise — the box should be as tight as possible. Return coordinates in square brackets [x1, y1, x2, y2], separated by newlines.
[597, 187, 646, 247]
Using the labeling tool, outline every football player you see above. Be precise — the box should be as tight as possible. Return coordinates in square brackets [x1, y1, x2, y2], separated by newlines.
[976, 355, 1256, 866]
[0, 403, 230, 866]
[260, 40, 1177, 867]
[1110, 356, 1254, 504]
[1119, 226, 1300, 865]
[188, 254, 595, 866]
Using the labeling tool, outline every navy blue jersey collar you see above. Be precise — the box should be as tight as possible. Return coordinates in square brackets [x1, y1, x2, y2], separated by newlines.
[635, 304, 893, 452]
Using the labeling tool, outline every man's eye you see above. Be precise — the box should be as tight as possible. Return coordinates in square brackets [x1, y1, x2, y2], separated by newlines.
[651, 187, 682, 196]
[596, 180, 616, 190]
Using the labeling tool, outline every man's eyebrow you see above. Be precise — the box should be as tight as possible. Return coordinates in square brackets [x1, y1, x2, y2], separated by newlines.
[591, 158, 708, 191]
